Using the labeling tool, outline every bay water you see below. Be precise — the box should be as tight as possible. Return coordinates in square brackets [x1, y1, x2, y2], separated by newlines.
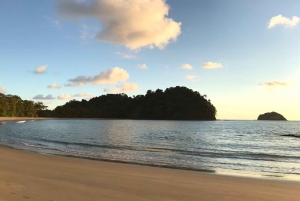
[1, 119, 300, 180]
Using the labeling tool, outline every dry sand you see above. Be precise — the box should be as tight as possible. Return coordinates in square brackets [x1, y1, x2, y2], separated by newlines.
[0, 146, 299, 201]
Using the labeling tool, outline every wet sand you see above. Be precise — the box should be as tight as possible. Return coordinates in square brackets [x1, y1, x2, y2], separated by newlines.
[0, 146, 299, 201]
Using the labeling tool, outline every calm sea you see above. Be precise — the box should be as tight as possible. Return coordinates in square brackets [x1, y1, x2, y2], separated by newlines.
[1, 119, 300, 180]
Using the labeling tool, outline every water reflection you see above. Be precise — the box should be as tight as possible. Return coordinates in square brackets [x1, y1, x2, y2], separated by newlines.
[0, 120, 300, 179]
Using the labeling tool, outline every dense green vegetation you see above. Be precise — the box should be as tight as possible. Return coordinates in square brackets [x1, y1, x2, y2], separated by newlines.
[42, 86, 217, 120]
[0, 93, 47, 117]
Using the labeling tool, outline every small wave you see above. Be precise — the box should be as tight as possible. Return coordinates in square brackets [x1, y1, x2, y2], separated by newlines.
[22, 138, 230, 159]
[22, 142, 47, 149]
[21, 142, 90, 156]
[20, 142, 215, 173]
[21, 138, 300, 162]
[264, 174, 284, 178]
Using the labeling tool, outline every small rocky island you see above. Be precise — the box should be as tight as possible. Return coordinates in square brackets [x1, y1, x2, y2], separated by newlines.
[257, 112, 287, 121]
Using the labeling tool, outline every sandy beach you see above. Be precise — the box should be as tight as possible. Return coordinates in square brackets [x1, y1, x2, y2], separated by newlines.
[0, 117, 54, 122]
[0, 146, 299, 201]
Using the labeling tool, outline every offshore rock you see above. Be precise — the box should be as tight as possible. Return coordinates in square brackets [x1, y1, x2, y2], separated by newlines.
[257, 112, 287, 121]
[281, 134, 300, 138]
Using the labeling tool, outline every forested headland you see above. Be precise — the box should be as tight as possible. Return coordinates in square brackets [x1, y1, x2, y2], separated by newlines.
[0, 87, 217, 120]
[0, 93, 46, 117]
[40, 86, 217, 120]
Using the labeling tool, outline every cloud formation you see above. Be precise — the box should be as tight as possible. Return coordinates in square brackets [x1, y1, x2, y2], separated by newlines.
[104, 82, 138, 93]
[0, 86, 7, 94]
[181, 64, 193, 70]
[137, 64, 148, 70]
[67, 67, 129, 87]
[73, 93, 94, 99]
[47, 83, 61, 89]
[58, 0, 181, 49]
[65, 82, 85, 87]
[33, 94, 55, 100]
[58, 94, 72, 100]
[116, 52, 135, 59]
[186, 75, 197, 82]
[268, 15, 300, 28]
[260, 81, 290, 87]
[259, 80, 295, 92]
[34, 65, 47, 74]
[202, 62, 222, 69]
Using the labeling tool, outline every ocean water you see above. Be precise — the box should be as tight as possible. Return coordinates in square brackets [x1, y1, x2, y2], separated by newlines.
[1, 119, 300, 180]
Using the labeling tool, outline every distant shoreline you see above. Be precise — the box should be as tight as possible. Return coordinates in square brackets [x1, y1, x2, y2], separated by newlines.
[1, 117, 299, 122]
[0, 117, 118, 121]
[0, 117, 55, 121]
[0, 117, 217, 121]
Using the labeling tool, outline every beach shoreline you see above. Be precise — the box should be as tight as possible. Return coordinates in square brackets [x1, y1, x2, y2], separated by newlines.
[0, 146, 300, 201]
[3, 143, 300, 181]
[0, 117, 54, 122]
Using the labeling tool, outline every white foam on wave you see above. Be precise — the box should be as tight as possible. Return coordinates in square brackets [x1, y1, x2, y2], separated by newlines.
[17, 121, 26, 124]
[21, 141, 93, 157]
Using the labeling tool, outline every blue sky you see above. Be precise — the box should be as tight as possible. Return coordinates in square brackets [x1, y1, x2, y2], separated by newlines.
[1, 0, 300, 120]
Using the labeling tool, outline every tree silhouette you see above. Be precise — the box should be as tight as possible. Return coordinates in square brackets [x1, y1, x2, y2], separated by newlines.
[43, 86, 217, 120]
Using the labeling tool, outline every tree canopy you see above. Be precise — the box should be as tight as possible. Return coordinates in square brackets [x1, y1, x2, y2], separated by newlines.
[45, 86, 217, 120]
[0, 93, 47, 117]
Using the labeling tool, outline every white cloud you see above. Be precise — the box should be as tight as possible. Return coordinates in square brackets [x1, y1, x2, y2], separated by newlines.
[47, 83, 61, 89]
[259, 80, 295, 91]
[137, 64, 148, 70]
[268, 15, 300, 28]
[34, 65, 47, 74]
[58, 0, 182, 50]
[0, 86, 7, 94]
[202, 62, 222, 69]
[65, 82, 85, 87]
[104, 82, 138, 93]
[181, 64, 193, 70]
[33, 94, 55, 100]
[260, 81, 290, 87]
[186, 75, 197, 82]
[58, 94, 72, 100]
[116, 52, 135, 59]
[73, 93, 94, 99]
[67, 67, 129, 86]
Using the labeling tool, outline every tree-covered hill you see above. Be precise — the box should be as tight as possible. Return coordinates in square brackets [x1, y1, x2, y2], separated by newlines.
[44, 86, 217, 120]
[0, 93, 47, 117]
